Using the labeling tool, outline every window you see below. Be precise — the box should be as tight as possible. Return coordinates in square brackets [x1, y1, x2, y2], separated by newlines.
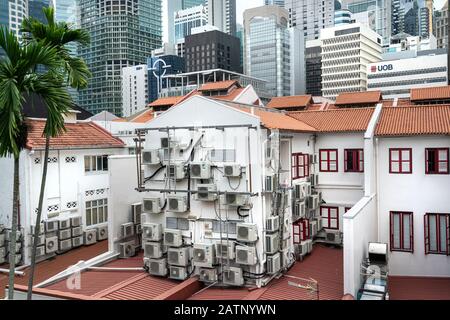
[390, 212, 414, 252]
[424, 213, 450, 255]
[425, 148, 449, 174]
[84, 155, 109, 173]
[85, 199, 108, 226]
[292, 153, 309, 179]
[293, 219, 310, 244]
[389, 148, 412, 174]
[319, 149, 338, 172]
[344, 149, 364, 172]
[320, 206, 339, 230]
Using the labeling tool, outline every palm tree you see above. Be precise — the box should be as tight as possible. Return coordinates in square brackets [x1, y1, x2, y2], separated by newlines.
[21, 7, 91, 300]
[0, 27, 72, 299]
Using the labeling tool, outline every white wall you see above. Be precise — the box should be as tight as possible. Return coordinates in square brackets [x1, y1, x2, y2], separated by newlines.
[377, 136, 450, 277]
[121, 65, 149, 117]
[0, 156, 14, 227]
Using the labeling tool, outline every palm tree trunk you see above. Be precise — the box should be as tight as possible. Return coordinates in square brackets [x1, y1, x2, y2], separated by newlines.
[27, 136, 50, 300]
[7, 155, 20, 300]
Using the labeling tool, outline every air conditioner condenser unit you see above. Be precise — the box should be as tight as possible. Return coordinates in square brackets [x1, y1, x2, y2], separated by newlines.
[142, 149, 160, 165]
[143, 198, 161, 214]
[195, 184, 217, 202]
[265, 233, 280, 255]
[215, 241, 235, 260]
[71, 216, 82, 227]
[119, 240, 136, 259]
[236, 223, 258, 243]
[35, 246, 46, 257]
[169, 266, 189, 281]
[121, 222, 135, 238]
[58, 239, 72, 253]
[144, 241, 165, 259]
[58, 229, 71, 240]
[223, 164, 241, 177]
[235, 245, 257, 265]
[131, 203, 142, 224]
[142, 223, 163, 242]
[164, 229, 183, 247]
[266, 252, 281, 275]
[45, 236, 58, 254]
[145, 257, 168, 277]
[223, 267, 244, 286]
[71, 226, 83, 238]
[193, 243, 216, 268]
[97, 225, 108, 240]
[167, 247, 190, 266]
[72, 236, 83, 248]
[59, 218, 71, 230]
[167, 163, 186, 180]
[266, 216, 280, 233]
[167, 195, 188, 213]
[84, 229, 97, 245]
[199, 268, 218, 283]
[222, 194, 250, 207]
[190, 162, 212, 179]
[45, 220, 59, 233]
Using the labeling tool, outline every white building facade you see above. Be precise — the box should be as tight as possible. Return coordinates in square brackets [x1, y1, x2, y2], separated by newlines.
[121, 65, 149, 118]
[174, 5, 208, 42]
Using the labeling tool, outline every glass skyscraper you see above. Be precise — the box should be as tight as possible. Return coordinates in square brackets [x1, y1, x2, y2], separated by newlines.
[29, 0, 50, 23]
[168, 0, 206, 44]
[0, 0, 28, 40]
[77, 0, 163, 116]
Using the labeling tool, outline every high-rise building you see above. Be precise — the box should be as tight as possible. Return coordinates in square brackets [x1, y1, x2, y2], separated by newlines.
[244, 5, 291, 97]
[435, 0, 448, 48]
[168, 0, 206, 45]
[341, 0, 392, 44]
[320, 22, 382, 99]
[305, 39, 323, 96]
[29, 0, 50, 23]
[265, 0, 285, 6]
[121, 65, 149, 117]
[185, 28, 241, 73]
[284, 0, 335, 40]
[174, 5, 208, 42]
[206, 0, 236, 36]
[77, 0, 162, 116]
[148, 54, 185, 102]
[236, 23, 244, 71]
[335, 8, 353, 25]
[391, 0, 433, 38]
[0, 0, 28, 41]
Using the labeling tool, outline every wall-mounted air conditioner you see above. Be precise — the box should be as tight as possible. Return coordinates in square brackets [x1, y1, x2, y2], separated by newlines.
[135, 224, 142, 235]
[32, 234, 46, 247]
[35, 246, 46, 257]
[119, 240, 136, 258]
[199, 268, 218, 283]
[71, 216, 82, 227]
[235, 245, 257, 265]
[143, 198, 161, 214]
[72, 236, 83, 247]
[266, 216, 280, 233]
[131, 203, 142, 224]
[142, 149, 160, 165]
[97, 225, 108, 240]
[0, 234, 4, 247]
[0, 247, 6, 259]
[236, 223, 258, 243]
[169, 266, 189, 280]
[164, 229, 183, 247]
[310, 220, 318, 237]
[167, 195, 188, 213]
[167, 247, 190, 266]
[215, 241, 235, 260]
[293, 200, 306, 221]
[45, 220, 58, 233]
[299, 239, 313, 255]
[317, 217, 323, 231]
[193, 243, 216, 268]
[31, 223, 45, 235]
[58, 229, 72, 240]
[167, 163, 186, 180]
[195, 184, 217, 201]
[265, 233, 279, 255]
[223, 164, 241, 177]
[142, 223, 163, 242]
[59, 218, 71, 230]
[45, 236, 58, 254]
[58, 239, 72, 252]
[265, 176, 277, 192]
[267, 252, 281, 275]
[145, 257, 168, 277]
[84, 229, 97, 245]
[223, 267, 244, 286]
[121, 222, 135, 238]
[222, 194, 250, 207]
[7, 253, 21, 265]
[310, 174, 319, 187]
[8, 241, 22, 253]
[190, 162, 212, 179]
[71, 226, 83, 238]
[325, 230, 342, 245]
[161, 136, 179, 149]
[144, 241, 165, 259]
[306, 195, 318, 210]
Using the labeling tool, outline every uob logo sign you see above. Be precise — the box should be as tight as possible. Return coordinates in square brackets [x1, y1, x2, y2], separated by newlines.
[372, 64, 393, 72]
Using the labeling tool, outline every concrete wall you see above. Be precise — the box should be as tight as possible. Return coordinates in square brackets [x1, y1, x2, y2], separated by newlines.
[0, 156, 14, 227]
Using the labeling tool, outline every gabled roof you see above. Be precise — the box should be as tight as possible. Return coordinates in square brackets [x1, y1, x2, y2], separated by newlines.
[410, 85, 450, 102]
[127, 109, 155, 123]
[148, 96, 184, 108]
[25, 119, 125, 150]
[288, 108, 375, 132]
[375, 105, 450, 136]
[266, 95, 313, 109]
[89, 111, 120, 121]
[199, 80, 239, 91]
[335, 91, 382, 106]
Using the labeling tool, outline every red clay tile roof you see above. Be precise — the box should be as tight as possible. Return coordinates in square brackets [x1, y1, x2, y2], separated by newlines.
[148, 96, 184, 107]
[410, 85, 450, 101]
[375, 105, 450, 136]
[288, 108, 375, 132]
[25, 119, 125, 150]
[267, 95, 313, 109]
[335, 91, 382, 106]
[130, 109, 155, 123]
[199, 80, 239, 91]
[213, 87, 245, 101]
[389, 276, 450, 300]
[0, 240, 108, 299]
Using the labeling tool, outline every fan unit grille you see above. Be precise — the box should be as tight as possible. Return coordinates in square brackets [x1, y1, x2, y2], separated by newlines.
[169, 199, 179, 210]
[225, 270, 235, 282]
[226, 194, 236, 204]
[144, 227, 153, 238]
[237, 226, 249, 239]
[165, 232, 174, 244]
[197, 187, 208, 199]
[191, 165, 201, 177]
[224, 166, 233, 176]
[237, 249, 248, 262]
[150, 262, 160, 273]
[87, 233, 93, 241]
[143, 152, 152, 163]
[168, 251, 179, 264]
[125, 225, 133, 236]
[200, 270, 209, 281]
[100, 228, 106, 237]
[161, 138, 169, 148]
[218, 244, 228, 257]
[171, 267, 180, 277]
[194, 248, 206, 262]
[145, 244, 154, 256]
[47, 240, 55, 250]
[326, 232, 336, 241]
[144, 201, 153, 212]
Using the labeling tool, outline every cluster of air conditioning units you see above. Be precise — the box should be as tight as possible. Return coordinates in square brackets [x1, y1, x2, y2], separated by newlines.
[141, 137, 187, 166]
[118, 202, 146, 259]
[0, 225, 24, 265]
[265, 216, 281, 275]
[293, 180, 323, 222]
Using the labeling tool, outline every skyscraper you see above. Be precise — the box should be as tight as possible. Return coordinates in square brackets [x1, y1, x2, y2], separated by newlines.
[174, 5, 208, 42]
[29, 0, 50, 23]
[78, 0, 162, 116]
[244, 5, 291, 97]
[168, 0, 206, 45]
[0, 0, 28, 41]
[265, 0, 285, 6]
[206, 0, 236, 36]
[391, 0, 433, 38]
[284, 0, 335, 40]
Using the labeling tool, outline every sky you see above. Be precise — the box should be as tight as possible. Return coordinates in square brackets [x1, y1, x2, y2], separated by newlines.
[162, 0, 448, 42]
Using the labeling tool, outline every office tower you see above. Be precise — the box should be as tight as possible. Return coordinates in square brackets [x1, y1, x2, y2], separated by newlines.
[185, 28, 241, 73]
[121, 65, 149, 117]
[305, 39, 322, 96]
[391, 0, 433, 38]
[78, 0, 162, 116]
[206, 0, 236, 36]
[265, 0, 285, 6]
[29, 0, 50, 23]
[236, 23, 244, 71]
[168, 0, 206, 45]
[320, 23, 382, 99]
[0, 0, 28, 40]
[341, 0, 392, 44]
[244, 5, 291, 97]
[174, 5, 207, 42]
[148, 54, 185, 102]
[335, 8, 353, 25]
[284, 0, 335, 40]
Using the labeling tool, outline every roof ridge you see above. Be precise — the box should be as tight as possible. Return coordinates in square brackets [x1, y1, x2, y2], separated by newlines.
[88, 121, 126, 146]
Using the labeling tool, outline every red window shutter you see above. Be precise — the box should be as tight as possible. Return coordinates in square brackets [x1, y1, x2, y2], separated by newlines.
[446, 215, 450, 256]
[344, 150, 348, 171]
[390, 212, 394, 251]
[424, 215, 430, 254]
[410, 213, 414, 252]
